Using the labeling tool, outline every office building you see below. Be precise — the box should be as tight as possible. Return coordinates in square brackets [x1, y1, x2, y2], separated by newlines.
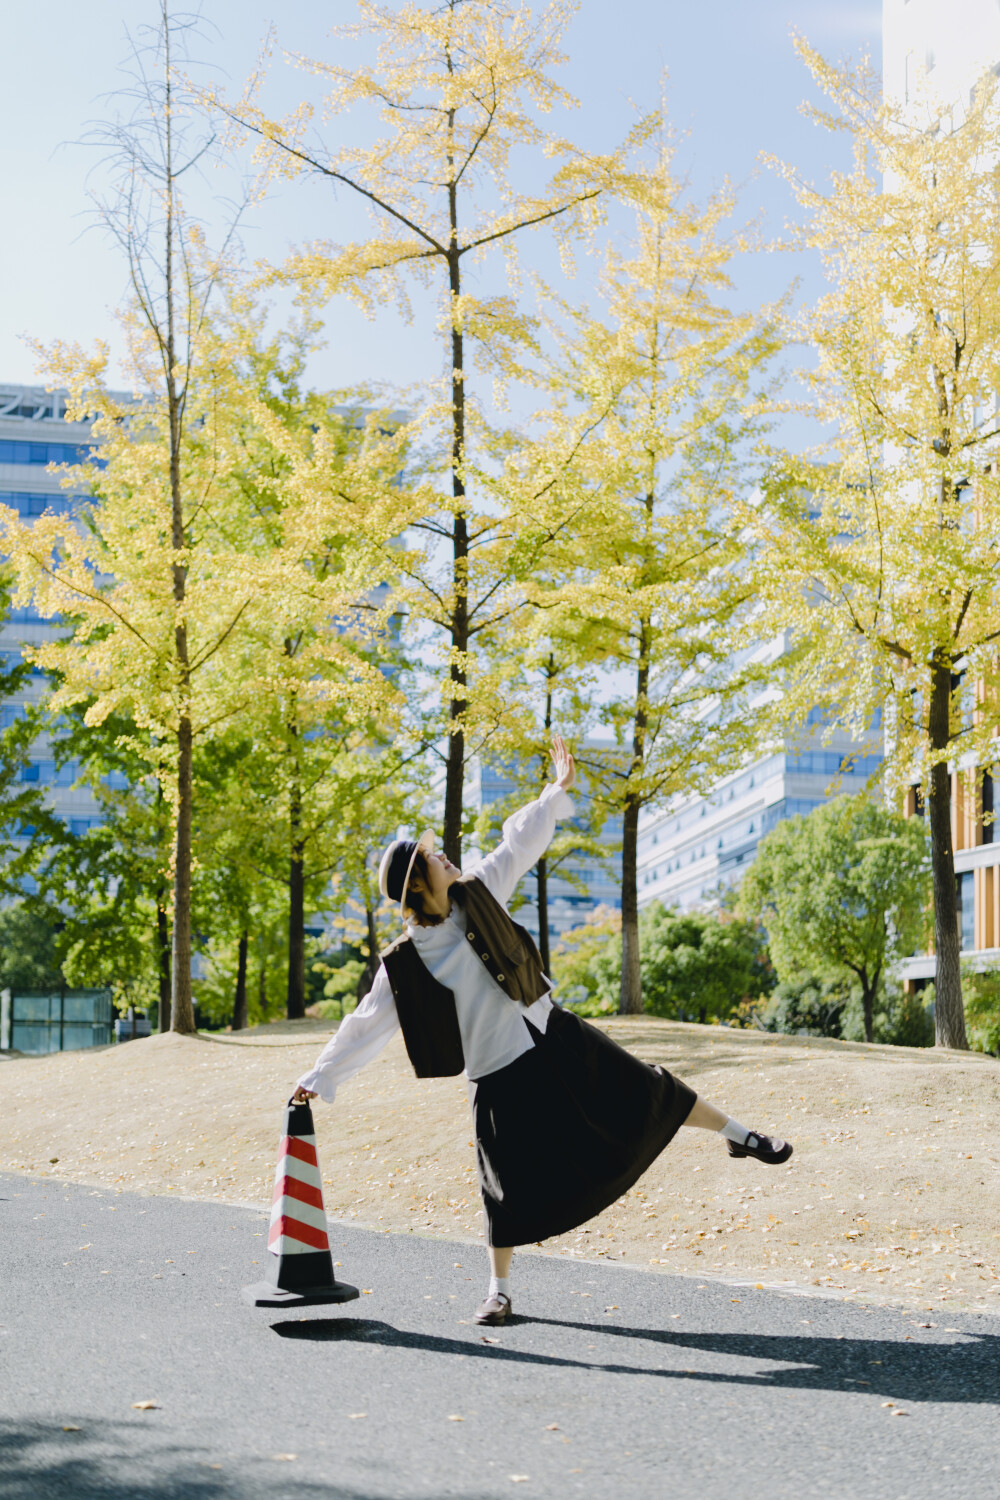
[637, 723, 882, 913]
[0, 383, 104, 859]
[883, 0, 1000, 115]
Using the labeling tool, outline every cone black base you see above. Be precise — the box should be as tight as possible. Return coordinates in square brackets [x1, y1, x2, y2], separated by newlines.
[241, 1279, 360, 1308]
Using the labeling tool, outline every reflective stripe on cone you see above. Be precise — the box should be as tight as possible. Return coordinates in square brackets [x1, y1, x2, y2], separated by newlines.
[267, 1127, 330, 1255]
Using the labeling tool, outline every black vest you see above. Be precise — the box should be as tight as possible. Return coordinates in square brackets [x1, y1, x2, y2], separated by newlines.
[379, 877, 548, 1078]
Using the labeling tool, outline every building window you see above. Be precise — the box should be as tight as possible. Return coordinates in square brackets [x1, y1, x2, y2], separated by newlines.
[0, 440, 88, 466]
[957, 871, 975, 951]
[983, 772, 994, 845]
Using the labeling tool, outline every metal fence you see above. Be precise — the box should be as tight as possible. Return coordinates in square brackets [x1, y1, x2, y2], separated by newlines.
[0, 988, 114, 1054]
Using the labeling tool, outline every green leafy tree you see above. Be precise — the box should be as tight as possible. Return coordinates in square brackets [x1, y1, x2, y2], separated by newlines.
[550, 905, 622, 1015]
[39, 712, 172, 1023]
[0, 904, 65, 994]
[740, 796, 930, 1044]
[552, 902, 770, 1023]
[639, 905, 773, 1023]
[0, 587, 63, 898]
[959, 966, 1000, 1057]
[758, 974, 851, 1039]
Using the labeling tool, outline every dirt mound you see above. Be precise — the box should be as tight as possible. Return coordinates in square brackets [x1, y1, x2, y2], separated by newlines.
[3, 1017, 998, 1312]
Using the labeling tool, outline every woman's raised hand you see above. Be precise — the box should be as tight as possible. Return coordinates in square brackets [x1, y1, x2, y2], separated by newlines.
[550, 734, 576, 792]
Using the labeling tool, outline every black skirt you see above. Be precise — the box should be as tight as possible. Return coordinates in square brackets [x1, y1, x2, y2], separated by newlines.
[470, 1005, 697, 1247]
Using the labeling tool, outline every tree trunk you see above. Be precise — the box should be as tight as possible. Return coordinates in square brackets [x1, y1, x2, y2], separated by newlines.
[536, 854, 551, 974]
[357, 901, 380, 1000]
[170, 713, 196, 1033]
[156, 890, 171, 1033]
[163, 64, 195, 1037]
[619, 791, 643, 1014]
[861, 983, 875, 1044]
[536, 672, 554, 975]
[619, 623, 650, 1016]
[927, 658, 968, 1049]
[441, 144, 468, 863]
[286, 778, 306, 1020]
[232, 929, 248, 1031]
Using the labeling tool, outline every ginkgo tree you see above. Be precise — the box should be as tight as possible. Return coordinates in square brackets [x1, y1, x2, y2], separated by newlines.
[750, 44, 1000, 1049]
[0, 4, 265, 1034]
[217, 364, 417, 1019]
[523, 146, 778, 1014]
[212, 0, 636, 861]
[1, 15, 408, 1033]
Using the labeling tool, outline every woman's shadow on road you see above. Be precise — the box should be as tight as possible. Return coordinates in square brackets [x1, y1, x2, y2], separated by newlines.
[272, 1314, 1000, 1405]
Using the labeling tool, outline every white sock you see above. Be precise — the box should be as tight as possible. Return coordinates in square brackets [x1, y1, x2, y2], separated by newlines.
[488, 1275, 511, 1300]
[720, 1117, 753, 1145]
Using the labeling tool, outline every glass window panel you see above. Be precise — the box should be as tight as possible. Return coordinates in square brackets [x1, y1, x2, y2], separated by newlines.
[63, 994, 99, 1022]
[13, 994, 55, 1021]
[62, 1026, 101, 1050]
[11, 1024, 57, 1054]
[958, 871, 975, 951]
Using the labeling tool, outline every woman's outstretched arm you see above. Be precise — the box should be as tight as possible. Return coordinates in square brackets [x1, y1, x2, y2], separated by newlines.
[292, 963, 399, 1104]
[469, 735, 577, 908]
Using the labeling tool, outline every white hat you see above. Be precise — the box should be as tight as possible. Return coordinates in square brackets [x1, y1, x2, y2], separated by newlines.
[377, 828, 436, 919]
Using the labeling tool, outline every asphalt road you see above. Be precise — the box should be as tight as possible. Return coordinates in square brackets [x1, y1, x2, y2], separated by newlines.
[2, 1172, 998, 1500]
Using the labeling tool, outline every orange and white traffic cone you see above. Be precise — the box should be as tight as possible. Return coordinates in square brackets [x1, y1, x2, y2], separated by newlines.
[242, 1098, 360, 1308]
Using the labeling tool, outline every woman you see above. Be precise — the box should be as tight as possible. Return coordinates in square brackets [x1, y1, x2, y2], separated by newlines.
[293, 736, 791, 1325]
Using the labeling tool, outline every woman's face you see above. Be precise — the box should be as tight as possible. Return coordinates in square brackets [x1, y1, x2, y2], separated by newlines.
[411, 849, 460, 906]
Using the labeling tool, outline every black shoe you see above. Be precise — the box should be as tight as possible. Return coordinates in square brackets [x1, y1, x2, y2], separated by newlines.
[475, 1293, 512, 1325]
[726, 1132, 793, 1165]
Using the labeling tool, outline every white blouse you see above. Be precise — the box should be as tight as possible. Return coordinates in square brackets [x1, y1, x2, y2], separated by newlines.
[295, 782, 574, 1103]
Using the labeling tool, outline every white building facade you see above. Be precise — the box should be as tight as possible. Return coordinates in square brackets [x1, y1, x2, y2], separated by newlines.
[636, 727, 882, 914]
[883, 0, 1000, 113]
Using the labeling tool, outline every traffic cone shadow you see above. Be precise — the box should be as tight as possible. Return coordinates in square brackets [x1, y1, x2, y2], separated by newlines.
[242, 1098, 360, 1309]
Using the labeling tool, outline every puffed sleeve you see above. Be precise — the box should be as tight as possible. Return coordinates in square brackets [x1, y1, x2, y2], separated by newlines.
[294, 964, 400, 1104]
[468, 782, 574, 908]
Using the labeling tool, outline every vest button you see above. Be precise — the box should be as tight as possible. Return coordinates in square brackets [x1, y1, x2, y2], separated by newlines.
[497, 974, 505, 982]
[482, 953, 489, 961]
[467, 932, 475, 941]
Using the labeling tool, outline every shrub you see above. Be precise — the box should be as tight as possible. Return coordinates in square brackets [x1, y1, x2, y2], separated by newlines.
[550, 907, 621, 1016]
[552, 903, 773, 1022]
[307, 958, 366, 1021]
[759, 975, 852, 1038]
[640, 905, 773, 1023]
[961, 967, 1000, 1056]
[874, 986, 934, 1048]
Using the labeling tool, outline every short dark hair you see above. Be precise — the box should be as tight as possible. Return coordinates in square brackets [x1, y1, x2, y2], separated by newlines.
[404, 849, 445, 927]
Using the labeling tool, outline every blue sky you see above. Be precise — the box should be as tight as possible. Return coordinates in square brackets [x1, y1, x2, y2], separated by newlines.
[2, 1, 881, 401]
